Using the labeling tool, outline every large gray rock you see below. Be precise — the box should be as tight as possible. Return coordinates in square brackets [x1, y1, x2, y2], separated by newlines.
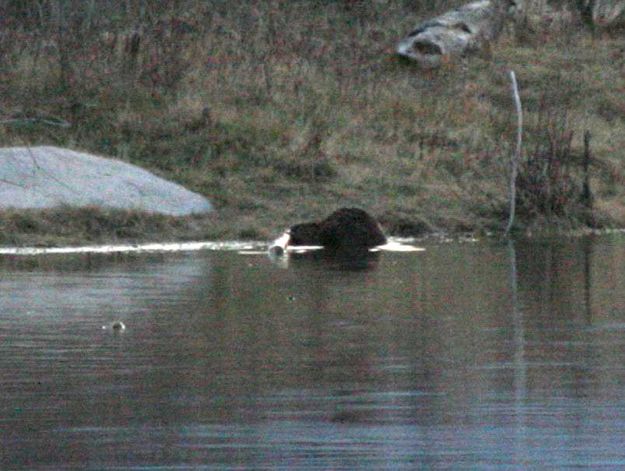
[0, 146, 213, 216]
[397, 0, 523, 68]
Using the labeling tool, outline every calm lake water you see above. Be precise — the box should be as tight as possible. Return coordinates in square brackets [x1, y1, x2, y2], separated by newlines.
[2, 234, 625, 470]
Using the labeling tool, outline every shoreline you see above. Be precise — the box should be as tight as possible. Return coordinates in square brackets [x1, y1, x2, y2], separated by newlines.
[0, 240, 265, 256]
[1, 204, 623, 252]
[1, 222, 623, 258]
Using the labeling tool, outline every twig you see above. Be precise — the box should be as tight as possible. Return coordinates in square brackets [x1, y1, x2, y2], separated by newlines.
[582, 130, 593, 209]
[505, 70, 522, 237]
[0, 117, 72, 128]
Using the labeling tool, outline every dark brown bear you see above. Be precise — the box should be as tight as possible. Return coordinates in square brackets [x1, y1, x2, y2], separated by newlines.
[289, 208, 387, 250]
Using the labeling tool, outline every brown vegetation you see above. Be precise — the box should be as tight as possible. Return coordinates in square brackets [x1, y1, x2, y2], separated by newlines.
[1, 0, 625, 244]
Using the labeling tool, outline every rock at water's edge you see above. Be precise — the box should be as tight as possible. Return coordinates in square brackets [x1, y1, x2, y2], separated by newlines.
[0, 146, 212, 216]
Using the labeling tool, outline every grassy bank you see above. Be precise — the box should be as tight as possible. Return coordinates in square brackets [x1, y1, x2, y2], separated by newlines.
[1, 1, 625, 245]
[0, 207, 282, 247]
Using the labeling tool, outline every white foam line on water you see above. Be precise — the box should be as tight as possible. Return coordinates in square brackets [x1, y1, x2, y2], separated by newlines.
[0, 238, 425, 257]
[377, 241, 426, 252]
[0, 241, 265, 256]
[287, 245, 324, 253]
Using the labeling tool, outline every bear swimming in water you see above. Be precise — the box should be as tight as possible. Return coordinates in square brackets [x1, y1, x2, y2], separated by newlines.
[272, 208, 387, 254]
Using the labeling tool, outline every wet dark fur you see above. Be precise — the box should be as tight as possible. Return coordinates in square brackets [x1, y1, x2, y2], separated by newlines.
[289, 208, 387, 250]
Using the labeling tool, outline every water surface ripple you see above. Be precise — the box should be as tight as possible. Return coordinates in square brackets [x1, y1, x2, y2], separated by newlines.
[2, 235, 625, 469]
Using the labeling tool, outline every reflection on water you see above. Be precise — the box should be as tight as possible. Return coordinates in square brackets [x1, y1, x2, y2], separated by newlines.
[2, 234, 625, 469]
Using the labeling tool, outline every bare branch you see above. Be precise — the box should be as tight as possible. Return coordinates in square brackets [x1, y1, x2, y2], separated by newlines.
[505, 70, 523, 237]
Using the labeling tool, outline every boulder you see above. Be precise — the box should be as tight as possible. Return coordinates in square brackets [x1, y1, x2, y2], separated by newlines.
[397, 0, 522, 68]
[0, 146, 212, 216]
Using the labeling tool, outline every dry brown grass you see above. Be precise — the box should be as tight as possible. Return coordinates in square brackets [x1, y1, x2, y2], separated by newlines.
[1, 1, 625, 242]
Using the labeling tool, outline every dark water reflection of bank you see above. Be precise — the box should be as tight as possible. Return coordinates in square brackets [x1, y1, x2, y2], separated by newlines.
[2, 234, 625, 469]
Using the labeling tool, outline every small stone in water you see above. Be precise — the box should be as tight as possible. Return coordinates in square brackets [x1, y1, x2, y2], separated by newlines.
[103, 321, 126, 331]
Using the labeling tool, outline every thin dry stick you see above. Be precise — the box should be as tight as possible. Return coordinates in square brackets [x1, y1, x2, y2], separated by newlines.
[505, 70, 523, 237]
[0, 117, 71, 128]
[582, 130, 593, 209]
